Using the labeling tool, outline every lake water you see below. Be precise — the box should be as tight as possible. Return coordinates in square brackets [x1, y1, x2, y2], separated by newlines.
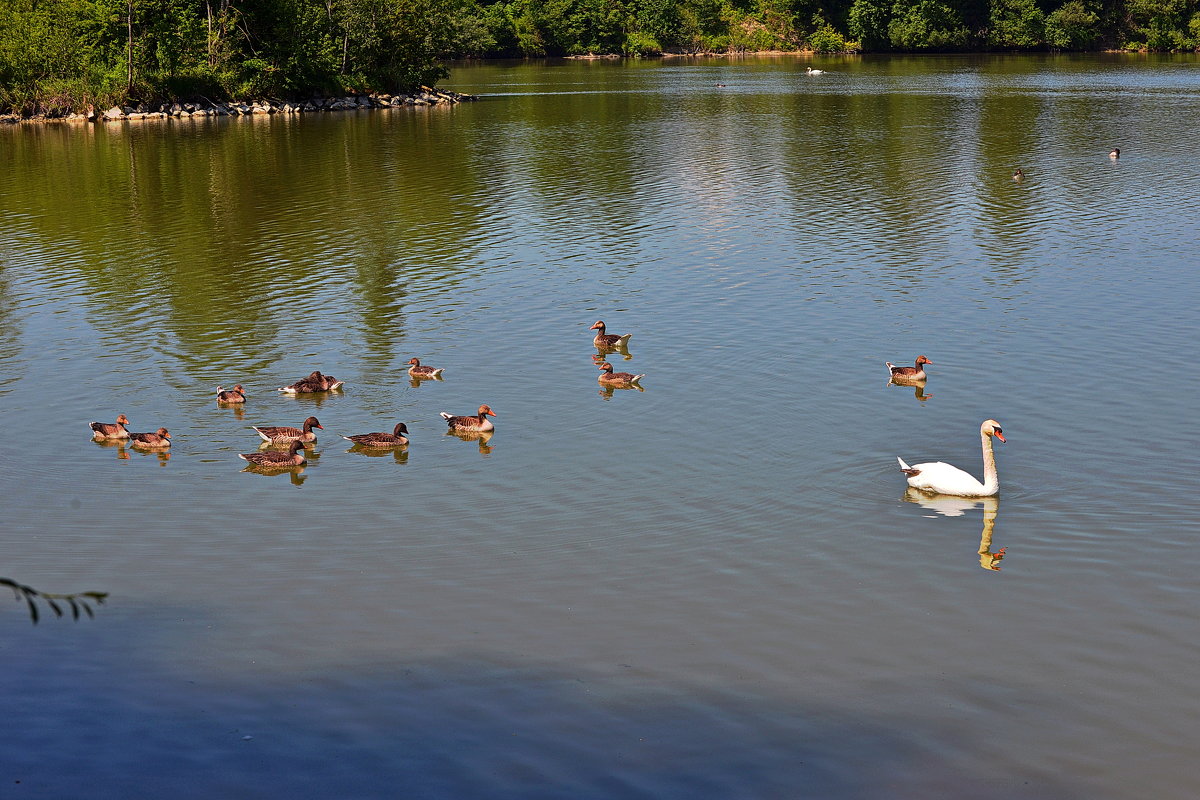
[2, 53, 1199, 798]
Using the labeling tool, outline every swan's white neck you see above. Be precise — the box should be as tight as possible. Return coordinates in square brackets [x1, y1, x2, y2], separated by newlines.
[980, 429, 1000, 495]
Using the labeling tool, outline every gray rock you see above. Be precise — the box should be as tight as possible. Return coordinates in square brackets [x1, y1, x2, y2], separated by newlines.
[104, 106, 124, 119]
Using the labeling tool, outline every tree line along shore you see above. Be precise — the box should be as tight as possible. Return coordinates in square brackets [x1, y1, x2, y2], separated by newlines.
[2, 0, 1197, 118]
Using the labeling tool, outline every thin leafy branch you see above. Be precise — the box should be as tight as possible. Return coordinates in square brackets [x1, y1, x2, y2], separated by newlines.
[2, 578, 109, 625]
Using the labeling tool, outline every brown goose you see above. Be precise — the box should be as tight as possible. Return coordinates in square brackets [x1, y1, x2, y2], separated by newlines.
[90, 414, 130, 440]
[590, 320, 632, 349]
[407, 358, 444, 379]
[240, 440, 306, 468]
[597, 362, 645, 386]
[253, 416, 322, 444]
[343, 422, 409, 448]
[886, 355, 932, 381]
[440, 405, 496, 432]
[277, 371, 344, 393]
[129, 427, 171, 448]
[216, 384, 247, 403]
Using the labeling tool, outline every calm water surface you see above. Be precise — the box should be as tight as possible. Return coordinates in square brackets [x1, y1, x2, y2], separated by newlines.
[2, 54, 1199, 798]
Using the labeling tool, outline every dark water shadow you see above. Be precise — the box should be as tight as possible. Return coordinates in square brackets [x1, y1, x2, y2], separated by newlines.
[0, 621, 1085, 800]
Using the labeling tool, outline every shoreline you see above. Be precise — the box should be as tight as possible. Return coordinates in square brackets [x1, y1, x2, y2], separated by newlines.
[1, 87, 474, 126]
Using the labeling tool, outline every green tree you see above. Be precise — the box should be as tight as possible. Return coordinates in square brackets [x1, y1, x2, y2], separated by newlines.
[1043, 0, 1099, 47]
[848, 0, 893, 47]
[988, 0, 1045, 46]
[888, 0, 970, 47]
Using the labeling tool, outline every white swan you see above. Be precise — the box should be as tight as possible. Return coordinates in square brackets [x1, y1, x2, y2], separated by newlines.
[806, 67, 825, 75]
[897, 419, 1006, 497]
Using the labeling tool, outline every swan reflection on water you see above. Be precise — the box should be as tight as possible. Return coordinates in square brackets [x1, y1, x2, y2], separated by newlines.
[447, 429, 494, 456]
[903, 490, 1007, 571]
[886, 376, 932, 402]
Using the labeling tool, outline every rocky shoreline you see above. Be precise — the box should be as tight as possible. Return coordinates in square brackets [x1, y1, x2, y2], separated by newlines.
[0, 87, 474, 125]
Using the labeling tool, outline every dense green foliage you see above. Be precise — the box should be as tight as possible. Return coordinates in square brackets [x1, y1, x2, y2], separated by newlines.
[2, 0, 1198, 113]
[0, 0, 481, 113]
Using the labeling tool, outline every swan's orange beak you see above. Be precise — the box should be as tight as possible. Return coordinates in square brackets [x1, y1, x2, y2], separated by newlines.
[993, 432, 1005, 443]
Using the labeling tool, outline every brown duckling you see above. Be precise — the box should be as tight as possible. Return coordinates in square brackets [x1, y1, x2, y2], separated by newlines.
[129, 427, 171, 448]
[277, 371, 344, 393]
[407, 358, 444, 379]
[240, 440, 306, 468]
[216, 384, 247, 403]
[597, 362, 645, 386]
[343, 422, 409, 448]
[590, 320, 632, 349]
[440, 405, 496, 432]
[253, 416, 322, 444]
[90, 414, 130, 440]
[886, 355, 932, 381]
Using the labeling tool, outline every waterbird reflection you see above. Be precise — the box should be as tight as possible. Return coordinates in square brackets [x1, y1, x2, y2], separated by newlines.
[446, 429, 494, 456]
[409, 373, 445, 388]
[902, 491, 1007, 572]
[240, 464, 308, 485]
[277, 391, 336, 409]
[594, 343, 633, 360]
[347, 444, 411, 464]
[129, 446, 172, 465]
[92, 438, 130, 459]
[219, 403, 247, 420]
[886, 376, 932, 402]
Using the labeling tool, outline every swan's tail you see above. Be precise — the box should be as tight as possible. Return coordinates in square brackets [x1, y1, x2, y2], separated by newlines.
[897, 456, 921, 476]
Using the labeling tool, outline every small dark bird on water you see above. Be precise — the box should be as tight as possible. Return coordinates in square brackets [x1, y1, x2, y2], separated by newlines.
[1013, 168, 1024, 181]
[1110, 147, 1120, 159]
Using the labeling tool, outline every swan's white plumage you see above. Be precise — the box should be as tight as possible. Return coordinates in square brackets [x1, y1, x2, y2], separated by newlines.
[897, 420, 1005, 497]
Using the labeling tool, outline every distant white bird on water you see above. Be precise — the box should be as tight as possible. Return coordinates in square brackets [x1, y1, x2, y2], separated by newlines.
[806, 67, 825, 75]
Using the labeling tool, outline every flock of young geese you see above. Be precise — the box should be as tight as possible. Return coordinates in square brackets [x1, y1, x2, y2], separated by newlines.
[88, 320, 650, 471]
[87, 147, 1136, 486]
[87, 313, 1007, 496]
